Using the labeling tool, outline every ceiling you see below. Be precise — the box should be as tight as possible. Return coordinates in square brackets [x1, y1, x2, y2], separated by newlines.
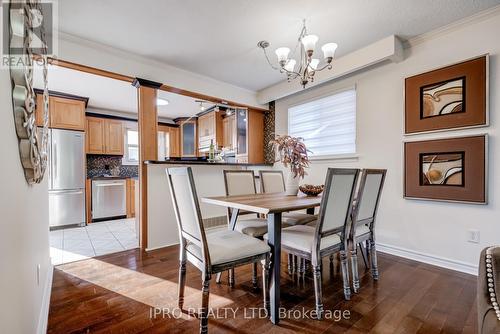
[33, 64, 213, 118]
[55, 0, 500, 91]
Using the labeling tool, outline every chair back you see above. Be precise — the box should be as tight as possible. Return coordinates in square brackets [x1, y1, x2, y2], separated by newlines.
[352, 169, 386, 230]
[223, 170, 257, 196]
[259, 170, 285, 193]
[314, 168, 359, 247]
[166, 167, 210, 265]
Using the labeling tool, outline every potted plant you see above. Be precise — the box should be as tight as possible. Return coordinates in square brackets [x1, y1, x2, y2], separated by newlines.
[270, 135, 310, 196]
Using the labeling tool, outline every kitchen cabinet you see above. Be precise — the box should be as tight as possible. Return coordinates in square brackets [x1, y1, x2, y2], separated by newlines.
[126, 178, 135, 218]
[178, 119, 197, 157]
[35, 92, 87, 131]
[235, 109, 264, 164]
[157, 124, 181, 159]
[86, 116, 124, 155]
[222, 114, 236, 150]
[198, 111, 223, 154]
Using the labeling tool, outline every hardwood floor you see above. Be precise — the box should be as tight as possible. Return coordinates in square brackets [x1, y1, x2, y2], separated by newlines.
[48, 246, 477, 333]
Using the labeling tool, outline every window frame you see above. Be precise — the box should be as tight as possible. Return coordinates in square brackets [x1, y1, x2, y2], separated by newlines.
[287, 86, 358, 161]
[122, 127, 139, 166]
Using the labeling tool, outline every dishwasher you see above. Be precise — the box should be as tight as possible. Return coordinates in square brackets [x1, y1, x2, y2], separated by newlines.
[92, 179, 127, 221]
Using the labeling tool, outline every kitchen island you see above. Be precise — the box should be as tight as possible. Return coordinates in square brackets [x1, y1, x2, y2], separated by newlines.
[143, 160, 274, 250]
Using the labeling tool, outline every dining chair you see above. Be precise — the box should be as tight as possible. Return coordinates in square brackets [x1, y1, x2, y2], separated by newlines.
[265, 168, 360, 318]
[218, 170, 270, 287]
[166, 167, 271, 334]
[259, 170, 317, 225]
[349, 169, 386, 293]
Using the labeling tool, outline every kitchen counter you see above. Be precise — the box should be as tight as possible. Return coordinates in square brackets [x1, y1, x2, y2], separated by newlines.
[144, 160, 273, 166]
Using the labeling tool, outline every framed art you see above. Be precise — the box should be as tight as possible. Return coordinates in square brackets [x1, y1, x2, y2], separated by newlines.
[404, 55, 488, 134]
[404, 134, 487, 204]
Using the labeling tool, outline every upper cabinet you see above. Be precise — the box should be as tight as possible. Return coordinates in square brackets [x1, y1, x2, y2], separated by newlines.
[177, 119, 197, 157]
[235, 109, 264, 164]
[86, 116, 124, 155]
[222, 114, 236, 151]
[35, 91, 87, 131]
[198, 111, 222, 154]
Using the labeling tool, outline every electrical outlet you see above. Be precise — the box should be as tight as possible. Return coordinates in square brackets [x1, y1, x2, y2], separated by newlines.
[36, 264, 41, 286]
[468, 229, 480, 243]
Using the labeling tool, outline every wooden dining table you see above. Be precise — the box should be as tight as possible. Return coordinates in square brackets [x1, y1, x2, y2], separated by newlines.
[201, 192, 322, 324]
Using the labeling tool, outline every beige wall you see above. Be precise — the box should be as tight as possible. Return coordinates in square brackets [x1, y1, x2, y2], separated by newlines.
[0, 72, 51, 331]
[274, 10, 500, 274]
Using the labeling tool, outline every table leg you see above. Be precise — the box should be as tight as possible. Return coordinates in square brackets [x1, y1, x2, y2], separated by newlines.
[267, 212, 282, 324]
[306, 207, 315, 215]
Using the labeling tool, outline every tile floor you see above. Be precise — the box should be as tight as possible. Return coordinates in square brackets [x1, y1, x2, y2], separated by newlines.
[50, 218, 139, 265]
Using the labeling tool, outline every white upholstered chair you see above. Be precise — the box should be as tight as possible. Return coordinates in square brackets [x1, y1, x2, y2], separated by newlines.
[349, 169, 386, 293]
[265, 168, 360, 318]
[166, 167, 270, 334]
[259, 170, 317, 225]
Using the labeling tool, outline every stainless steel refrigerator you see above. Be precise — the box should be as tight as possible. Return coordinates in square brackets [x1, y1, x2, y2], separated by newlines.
[48, 129, 86, 228]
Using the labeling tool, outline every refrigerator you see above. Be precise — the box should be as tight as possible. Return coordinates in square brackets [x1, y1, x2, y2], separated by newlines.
[48, 129, 86, 228]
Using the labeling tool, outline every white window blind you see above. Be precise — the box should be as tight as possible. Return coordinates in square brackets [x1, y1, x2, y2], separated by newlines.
[288, 88, 356, 158]
[122, 129, 139, 165]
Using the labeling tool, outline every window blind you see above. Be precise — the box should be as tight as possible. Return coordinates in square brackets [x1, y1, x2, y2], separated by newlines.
[288, 88, 356, 157]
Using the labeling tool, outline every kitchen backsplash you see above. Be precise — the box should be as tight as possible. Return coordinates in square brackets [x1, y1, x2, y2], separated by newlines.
[87, 155, 138, 178]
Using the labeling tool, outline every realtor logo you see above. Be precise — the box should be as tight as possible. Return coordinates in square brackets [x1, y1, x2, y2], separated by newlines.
[2, 0, 56, 67]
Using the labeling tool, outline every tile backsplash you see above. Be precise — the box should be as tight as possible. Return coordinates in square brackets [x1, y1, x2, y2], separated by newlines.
[87, 155, 138, 178]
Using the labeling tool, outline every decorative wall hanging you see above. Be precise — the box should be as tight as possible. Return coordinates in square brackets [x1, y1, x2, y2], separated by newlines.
[8, 0, 50, 184]
[404, 135, 487, 204]
[404, 55, 488, 134]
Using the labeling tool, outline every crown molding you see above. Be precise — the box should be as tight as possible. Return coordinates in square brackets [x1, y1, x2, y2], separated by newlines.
[405, 4, 500, 49]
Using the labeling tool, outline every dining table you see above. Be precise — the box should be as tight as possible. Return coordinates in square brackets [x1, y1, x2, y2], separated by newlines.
[201, 192, 322, 324]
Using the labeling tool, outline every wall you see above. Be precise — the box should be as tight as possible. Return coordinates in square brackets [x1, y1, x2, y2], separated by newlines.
[57, 33, 264, 109]
[274, 10, 500, 274]
[0, 74, 52, 330]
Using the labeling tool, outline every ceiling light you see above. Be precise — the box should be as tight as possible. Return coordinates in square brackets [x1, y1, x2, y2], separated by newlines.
[156, 98, 169, 106]
[258, 19, 337, 88]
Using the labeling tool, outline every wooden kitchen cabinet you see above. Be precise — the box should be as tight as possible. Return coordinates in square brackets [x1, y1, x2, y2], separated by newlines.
[35, 91, 87, 131]
[126, 178, 135, 218]
[235, 109, 264, 164]
[169, 127, 180, 157]
[198, 111, 223, 153]
[105, 120, 124, 155]
[86, 116, 124, 155]
[176, 119, 197, 157]
[222, 114, 236, 150]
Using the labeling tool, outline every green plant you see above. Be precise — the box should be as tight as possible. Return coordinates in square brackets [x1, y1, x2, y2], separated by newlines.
[270, 135, 310, 178]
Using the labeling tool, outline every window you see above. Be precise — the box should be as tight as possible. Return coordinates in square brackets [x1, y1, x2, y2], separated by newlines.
[157, 131, 170, 160]
[122, 128, 138, 165]
[288, 88, 356, 158]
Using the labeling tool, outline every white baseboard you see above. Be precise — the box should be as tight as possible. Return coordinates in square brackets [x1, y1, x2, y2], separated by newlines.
[36, 264, 53, 334]
[146, 241, 179, 252]
[376, 242, 478, 276]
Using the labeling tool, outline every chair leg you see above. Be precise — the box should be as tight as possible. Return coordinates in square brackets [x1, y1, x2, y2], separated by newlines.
[228, 268, 235, 287]
[312, 264, 324, 319]
[350, 248, 360, 293]
[178, 260, 187, 309]
[369, 239, 379, 280]
[215, 272, 222, 284]
[298, 257, 305, 277]
[262, 256, 270, 312]
[358, 242, 369, 269]
[288, 253, 293, 275]
[293, 255, 298, 273]
[252, 262, 258, 289]
[200, 277, 211, 334]
[340, 250, 351, 300]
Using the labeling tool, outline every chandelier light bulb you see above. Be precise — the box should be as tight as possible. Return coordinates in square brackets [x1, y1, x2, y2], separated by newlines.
[284, 59, 296, 72]
[321, 43, 338, 61]
[309, 59, 319, 71]
[275, 47, 290, 65]
[301, 34, 318, 55]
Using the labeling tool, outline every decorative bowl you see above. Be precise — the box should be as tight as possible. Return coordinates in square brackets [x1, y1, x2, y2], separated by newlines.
[299, 184, 324, 197]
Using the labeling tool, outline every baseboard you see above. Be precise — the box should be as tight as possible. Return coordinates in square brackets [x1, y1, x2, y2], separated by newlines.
[376, 242, 478, 276]
[36, 264, 53, 334]
[146, 241, 179, 252]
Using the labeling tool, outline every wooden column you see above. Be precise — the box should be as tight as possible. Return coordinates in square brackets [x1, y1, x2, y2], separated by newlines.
[132, 78, 162, 250]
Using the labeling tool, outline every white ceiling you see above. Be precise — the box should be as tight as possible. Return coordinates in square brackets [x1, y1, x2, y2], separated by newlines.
[33, 64, 212, 118]
[54, 0, 500, 91]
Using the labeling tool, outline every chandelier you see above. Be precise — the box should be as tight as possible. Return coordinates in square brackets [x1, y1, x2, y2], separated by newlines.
[258, 20, 337, 88]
